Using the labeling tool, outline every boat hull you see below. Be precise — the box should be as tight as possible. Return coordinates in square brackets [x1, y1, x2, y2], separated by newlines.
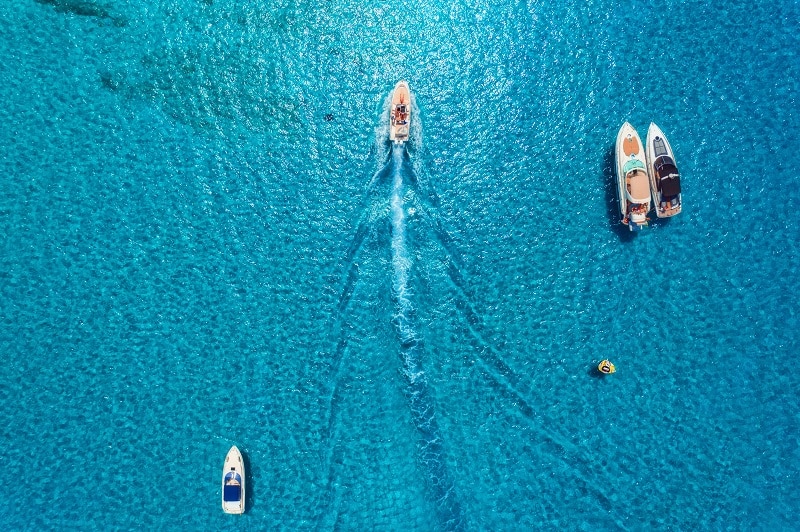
[389, 81, 411, 144]
[615, 122, 651, 231]
[222, 446, 245, 514]
[646, 123, 682, 218]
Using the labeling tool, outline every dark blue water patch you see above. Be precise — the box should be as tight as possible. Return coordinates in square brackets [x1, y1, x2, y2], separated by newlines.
[35, 0, 111, 18]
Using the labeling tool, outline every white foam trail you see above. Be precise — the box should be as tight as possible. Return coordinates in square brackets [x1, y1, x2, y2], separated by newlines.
[390, 148, 408, 299]
[390, 146, 423, 382]
[389, 144, 463, 529]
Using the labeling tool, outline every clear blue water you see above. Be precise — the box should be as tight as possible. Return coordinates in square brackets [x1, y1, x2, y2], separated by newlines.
[1, 0, 799, 529]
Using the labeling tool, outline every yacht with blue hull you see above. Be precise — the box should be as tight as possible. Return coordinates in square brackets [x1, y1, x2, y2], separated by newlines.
[615, 122, 651, 231]
[646, 123, 682, 218]
[222, 446, 245, 514]
[389, 81, 411, 144]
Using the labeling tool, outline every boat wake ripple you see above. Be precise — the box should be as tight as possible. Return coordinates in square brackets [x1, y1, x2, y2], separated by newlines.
[420, 206, 592, 462]
[318, 157, 394, 528]
[337, 165, 393, 315]
[412, 183, 618, 516]
[389, 144, 464, 530]
[321, 130, 615, 525]
[320, 144, 465, 529]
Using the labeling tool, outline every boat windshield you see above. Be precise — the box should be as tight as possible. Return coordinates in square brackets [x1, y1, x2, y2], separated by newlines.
[654, 156, 677, 177]
[652, 135, 669, 158]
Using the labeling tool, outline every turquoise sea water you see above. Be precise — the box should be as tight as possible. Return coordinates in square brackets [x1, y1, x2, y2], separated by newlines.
[1, 0, 799, 529]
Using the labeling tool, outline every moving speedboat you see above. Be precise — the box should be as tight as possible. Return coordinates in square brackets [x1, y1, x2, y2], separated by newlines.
[389, 81, 411, 144]
[646, 123, 682, 218]
[615, 122, 651, 231]
[222, 445, 245, 514]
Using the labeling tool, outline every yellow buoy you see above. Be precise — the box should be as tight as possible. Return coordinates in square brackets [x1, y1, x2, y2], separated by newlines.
[598, 359, 616, 374]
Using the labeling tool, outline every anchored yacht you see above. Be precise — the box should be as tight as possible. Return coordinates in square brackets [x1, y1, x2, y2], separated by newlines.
[646, 123, 682, 218]
[221, 446, 245, 514]
[615, 122, 652, 231]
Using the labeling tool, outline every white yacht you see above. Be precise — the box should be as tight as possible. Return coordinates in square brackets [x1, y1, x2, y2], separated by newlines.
[646, 123, 682, 218]
[389, 81, 411, 144]
[615, 122, 651, 231]
[221, 445, 245, 514]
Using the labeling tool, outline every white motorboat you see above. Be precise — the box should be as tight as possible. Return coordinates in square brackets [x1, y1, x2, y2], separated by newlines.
[646, 123, 682, 218]
[615, 122, 651, 231]
[389, 81, 411, 144]
[221, 445, 245, 514]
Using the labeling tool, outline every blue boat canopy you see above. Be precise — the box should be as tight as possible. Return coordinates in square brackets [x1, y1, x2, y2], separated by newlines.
[224, 484, 242, 502]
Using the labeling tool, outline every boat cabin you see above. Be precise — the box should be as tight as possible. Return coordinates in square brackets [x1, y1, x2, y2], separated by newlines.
[654, 155, 681, 200]
[223, 471, 243, 504]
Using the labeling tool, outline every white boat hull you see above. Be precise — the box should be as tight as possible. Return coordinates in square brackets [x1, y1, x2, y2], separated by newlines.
[389, 81, 411, 144]
[646, 123, 682, 218]
[222, 445, 245, 514]
[615, 122, 651, 231]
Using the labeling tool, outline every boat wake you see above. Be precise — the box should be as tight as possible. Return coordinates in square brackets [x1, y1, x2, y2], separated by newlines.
[405, 166, 621, 520]
[321, 95, 611, 526]
[388, 144, 464, 530]
[320, 142, 464, 530]
[319, 161, 393, 529]
[337, 164, 393, 314]
[411, 181, 613, 495]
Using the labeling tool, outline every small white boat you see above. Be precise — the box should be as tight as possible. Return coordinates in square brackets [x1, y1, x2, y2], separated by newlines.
[646, 123, 682, 218]
[221, 445, 245, 514]
[615, 122, 651, 231]
[389, 81, 411, 144]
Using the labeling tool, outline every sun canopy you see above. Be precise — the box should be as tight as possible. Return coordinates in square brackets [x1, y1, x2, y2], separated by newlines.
[223, 485, 242, 502]
[655, 156, 681, 197]
[660, 175, 681, 197]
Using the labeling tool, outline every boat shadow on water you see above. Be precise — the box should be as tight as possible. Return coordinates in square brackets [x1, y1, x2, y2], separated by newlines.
[647, 208, 674, 229]
[242, 451, 254, 513]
